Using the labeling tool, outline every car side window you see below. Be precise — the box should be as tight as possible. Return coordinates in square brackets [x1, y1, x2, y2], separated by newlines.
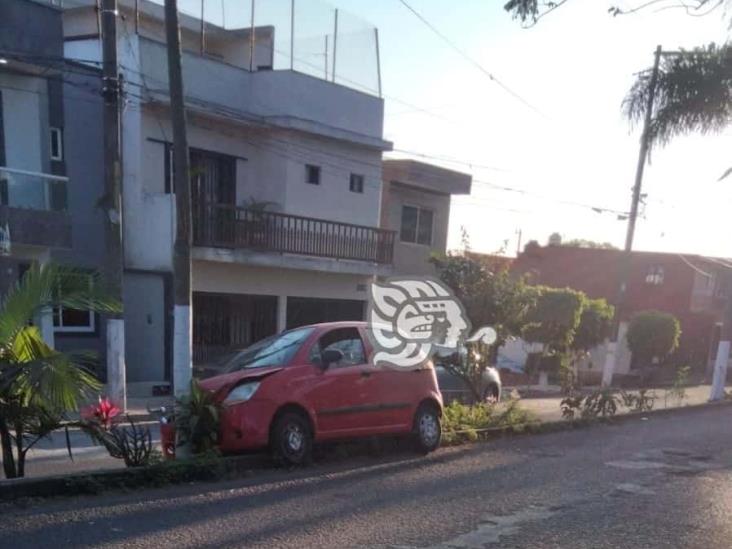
[310, 327, 366, 367]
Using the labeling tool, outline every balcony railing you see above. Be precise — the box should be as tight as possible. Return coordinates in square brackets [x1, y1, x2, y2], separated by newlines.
[0, 167, 68, 211]
[194, 203, 395, 264]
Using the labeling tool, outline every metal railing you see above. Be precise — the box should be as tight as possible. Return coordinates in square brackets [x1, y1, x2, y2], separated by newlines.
[193, 203, 395, 264]
[0, 167, 68, 211]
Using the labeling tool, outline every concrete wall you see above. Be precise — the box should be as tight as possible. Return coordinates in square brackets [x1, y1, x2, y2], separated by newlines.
[497, 323, 633, 377]
[193, 260, 370, 302]
[280, 132, 383, 227]
[383, 183, 451, 276]
[63, 2, 275, 73]
[52, 67, 108, 358]
[138, 37, 386, 147]
[0, 0, 63, 59]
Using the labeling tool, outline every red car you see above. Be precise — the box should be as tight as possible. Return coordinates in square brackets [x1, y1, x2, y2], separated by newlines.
[198, 321, 443, 465]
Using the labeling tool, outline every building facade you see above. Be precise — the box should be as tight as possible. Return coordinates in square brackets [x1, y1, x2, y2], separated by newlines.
[511, 243, 729, 377]
[380, 159, 471, 276]
[0, 0, 107, 359]
[62, 0, 393, 390]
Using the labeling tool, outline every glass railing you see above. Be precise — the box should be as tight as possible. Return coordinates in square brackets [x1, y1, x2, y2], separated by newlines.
[0, 167, 68, 212]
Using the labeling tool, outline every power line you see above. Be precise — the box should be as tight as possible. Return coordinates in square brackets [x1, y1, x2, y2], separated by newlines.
[387, 148, 511, 172]
[124, 78, 628, 217]
[396, 0, 548, 119]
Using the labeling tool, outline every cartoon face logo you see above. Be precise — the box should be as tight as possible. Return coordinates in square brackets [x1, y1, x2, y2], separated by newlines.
[367, 278, 472, 368]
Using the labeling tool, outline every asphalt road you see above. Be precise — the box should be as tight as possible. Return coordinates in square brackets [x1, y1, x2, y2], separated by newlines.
[2, 406, 732, 548]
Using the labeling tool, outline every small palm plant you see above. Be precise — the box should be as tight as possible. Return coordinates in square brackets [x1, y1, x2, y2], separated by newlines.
[0, 263, 120, 478]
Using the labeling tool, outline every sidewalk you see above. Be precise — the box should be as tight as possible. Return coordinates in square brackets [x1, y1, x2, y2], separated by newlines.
[516, 384, 721, 422]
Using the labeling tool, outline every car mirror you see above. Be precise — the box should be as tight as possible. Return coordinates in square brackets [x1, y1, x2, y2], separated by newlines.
[321, 348, 344, 368]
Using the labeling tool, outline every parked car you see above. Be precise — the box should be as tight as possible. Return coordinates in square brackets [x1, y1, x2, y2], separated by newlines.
[192, 321, 443, 465]
[434, 360, 502, 404]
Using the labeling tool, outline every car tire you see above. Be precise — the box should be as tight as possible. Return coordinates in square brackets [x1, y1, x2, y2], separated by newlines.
[413, 403, 441, 454]
[272, 412, 312, 466]
[483, 384, 500, 403]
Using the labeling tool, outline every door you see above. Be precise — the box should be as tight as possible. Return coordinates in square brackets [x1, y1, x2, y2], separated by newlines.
[304, 327, 383, 435]
[124, 273, 167, 382]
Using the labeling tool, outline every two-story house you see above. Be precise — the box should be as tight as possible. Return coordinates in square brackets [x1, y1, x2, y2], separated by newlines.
[380, 159, 471, 276]
[61, 0, 394, 391]
[0, 0, 107, 359]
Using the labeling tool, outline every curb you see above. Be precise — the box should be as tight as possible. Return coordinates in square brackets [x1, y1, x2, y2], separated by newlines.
[443, 397, 732, 444]
[0, 454, 266, 502]
[3, 399, 731, 503]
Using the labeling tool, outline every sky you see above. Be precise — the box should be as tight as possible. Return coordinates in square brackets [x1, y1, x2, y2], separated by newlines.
[319, 0, 732, 258]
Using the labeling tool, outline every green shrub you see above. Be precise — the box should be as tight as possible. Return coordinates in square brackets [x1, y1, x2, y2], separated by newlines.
[175, 380, 222, 455]
[441, 397, 538, 445]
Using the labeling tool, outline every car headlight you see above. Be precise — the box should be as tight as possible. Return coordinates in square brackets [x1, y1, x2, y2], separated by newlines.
[223, 381, 260, 405]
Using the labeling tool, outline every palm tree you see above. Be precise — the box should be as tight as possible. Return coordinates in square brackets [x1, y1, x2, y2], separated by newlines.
[0, 263, 120, 478]
[624, 43, 732, 152]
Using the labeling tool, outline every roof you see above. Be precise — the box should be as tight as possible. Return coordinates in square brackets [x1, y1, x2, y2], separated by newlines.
[383, 159, 472, 195]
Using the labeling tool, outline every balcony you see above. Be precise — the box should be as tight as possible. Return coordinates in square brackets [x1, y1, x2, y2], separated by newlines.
[193, 203, 395, 265]
[0, 167, 71, 249]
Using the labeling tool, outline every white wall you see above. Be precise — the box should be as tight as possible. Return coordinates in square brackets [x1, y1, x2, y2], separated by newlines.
[385, 184, 451, 276]
[281, 132, 383, 227]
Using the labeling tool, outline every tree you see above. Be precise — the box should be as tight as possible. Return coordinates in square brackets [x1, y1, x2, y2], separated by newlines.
[504, 2, 732, 153]
[504, 0, 725, 27]
[0, 264, 120, 478]
[562, 239, 618, 250]
[626, 310, 681, 371]
[432, 253, 534, 349]
[431, 253, 534, 399]
[572, 298, 615, 354]
[522, 286, 585, 388]
[522, 286, 585, 353]
[624, 43, 732, 154]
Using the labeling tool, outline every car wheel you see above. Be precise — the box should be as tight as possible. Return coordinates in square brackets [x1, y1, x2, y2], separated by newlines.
[272, 412, 312, 466]
[483, 384, 500, 404]
[413, 403, 441, 454]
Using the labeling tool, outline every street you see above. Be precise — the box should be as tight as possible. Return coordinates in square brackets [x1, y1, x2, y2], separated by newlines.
[2, 406, 731, 548]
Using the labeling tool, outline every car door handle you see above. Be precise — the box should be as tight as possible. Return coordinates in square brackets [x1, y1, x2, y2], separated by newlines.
[360, 371, 372, 378]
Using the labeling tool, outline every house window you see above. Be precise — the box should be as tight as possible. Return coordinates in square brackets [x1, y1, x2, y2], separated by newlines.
[349, 173, 364, 193]
[400, 205, 433, 246]
[50, 127, 63, 161]
[645, 265, 665, 286]
[53, 271, 96, 334]
[305, 164, 321, 185]
[53, 307, 95, 333]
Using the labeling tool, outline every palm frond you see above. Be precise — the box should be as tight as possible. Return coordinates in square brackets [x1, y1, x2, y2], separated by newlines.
[0, 263, 120, 347]
[1, 327, 100, 411]
[624, 43, 732, 148]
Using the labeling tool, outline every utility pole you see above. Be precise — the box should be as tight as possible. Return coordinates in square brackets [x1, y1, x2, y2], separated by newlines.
[164, 0, 193, 398]
[710, 271, 732, 400]
[101, 0, 126, 410]
[602, 45, 662, 387]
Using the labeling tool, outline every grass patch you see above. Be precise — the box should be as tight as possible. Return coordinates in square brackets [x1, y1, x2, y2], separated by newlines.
[442, 396, 540, 445]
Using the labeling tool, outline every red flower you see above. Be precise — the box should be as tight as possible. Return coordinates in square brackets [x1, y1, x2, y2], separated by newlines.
[81, 396, 121, 430]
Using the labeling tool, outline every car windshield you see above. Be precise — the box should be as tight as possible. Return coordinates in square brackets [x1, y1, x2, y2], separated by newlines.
[224, 327, 314, 373]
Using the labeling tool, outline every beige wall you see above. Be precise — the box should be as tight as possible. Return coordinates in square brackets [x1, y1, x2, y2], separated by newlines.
[193, 260, 371, 302]
[383, 183, 451, 277]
